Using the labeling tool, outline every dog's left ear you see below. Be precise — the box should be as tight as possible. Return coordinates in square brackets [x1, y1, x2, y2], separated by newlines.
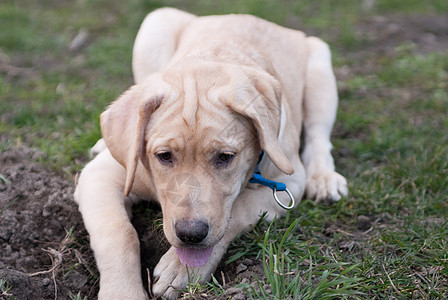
[225, 68, 294, 175]
[100, 83, 163, 196]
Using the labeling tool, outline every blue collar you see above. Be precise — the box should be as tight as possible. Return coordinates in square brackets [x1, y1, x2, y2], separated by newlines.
[248, 151, 295, 210]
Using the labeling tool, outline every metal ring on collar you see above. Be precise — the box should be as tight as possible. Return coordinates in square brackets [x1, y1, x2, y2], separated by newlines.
[273, 187, 295, 210]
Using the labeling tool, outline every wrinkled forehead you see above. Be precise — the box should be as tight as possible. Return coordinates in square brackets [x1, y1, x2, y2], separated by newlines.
[146, 97, 256, 152]
[145, 64, 258, 151]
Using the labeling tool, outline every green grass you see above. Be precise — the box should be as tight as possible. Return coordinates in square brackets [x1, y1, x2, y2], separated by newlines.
[253, 218, 363, 299]
[1, 0, 447, 298]
[68, 291, 87, 300]
[0, 278, 14, 300]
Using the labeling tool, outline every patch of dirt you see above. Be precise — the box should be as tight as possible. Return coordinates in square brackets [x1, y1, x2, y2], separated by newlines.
[331, 13, 448, 85]
[0, 147, 97, 299]
[358, 14, 448, 55]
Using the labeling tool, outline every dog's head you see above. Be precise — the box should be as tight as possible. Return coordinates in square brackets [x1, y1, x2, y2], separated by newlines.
[100, 61, 293, 265]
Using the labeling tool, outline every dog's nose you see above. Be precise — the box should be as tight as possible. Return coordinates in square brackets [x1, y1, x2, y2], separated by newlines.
[175, 219, 209, 244]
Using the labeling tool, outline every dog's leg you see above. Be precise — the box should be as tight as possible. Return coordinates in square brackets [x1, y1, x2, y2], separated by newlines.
[132, 8, 196, 83]
[152, 172, 304, 299]
[301, 37, 348, 202]
[74, 150, 148, 300]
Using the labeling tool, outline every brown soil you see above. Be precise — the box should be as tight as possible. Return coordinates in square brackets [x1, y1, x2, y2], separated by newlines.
[0, 147, 96, 299]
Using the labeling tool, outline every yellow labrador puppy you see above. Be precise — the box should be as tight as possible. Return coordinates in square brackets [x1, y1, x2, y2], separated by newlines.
[74, 7, 347, 299]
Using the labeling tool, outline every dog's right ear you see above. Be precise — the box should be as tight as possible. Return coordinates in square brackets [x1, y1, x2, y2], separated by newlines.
[100, 84, 163, 196]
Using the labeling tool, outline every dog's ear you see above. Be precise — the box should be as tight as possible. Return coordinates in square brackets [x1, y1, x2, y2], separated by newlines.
[226, 69, 294, 175]
[100, 84, 163, 196]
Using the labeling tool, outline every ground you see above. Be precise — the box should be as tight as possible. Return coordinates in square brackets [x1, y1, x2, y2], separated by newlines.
[1, 2, 447, 299]
[0, 146, 94, 299]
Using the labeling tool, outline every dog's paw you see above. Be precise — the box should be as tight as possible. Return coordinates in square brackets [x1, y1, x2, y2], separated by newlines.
[306, 171, 348, 202]
[152, 247, 217, 299]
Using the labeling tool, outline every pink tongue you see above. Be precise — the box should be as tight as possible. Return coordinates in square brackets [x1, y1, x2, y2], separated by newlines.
[176, 246, 214, 267]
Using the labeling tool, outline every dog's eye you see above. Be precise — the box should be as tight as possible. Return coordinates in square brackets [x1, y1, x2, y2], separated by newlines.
[156, 151, 173, 164]
[216, 152, 235, 166]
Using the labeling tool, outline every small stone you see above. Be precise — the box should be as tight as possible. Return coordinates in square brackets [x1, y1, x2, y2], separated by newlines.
[42, 278, 51, 286]
[69, 28, 89, 52]
[232, 293, 247, 300]
[64, 270, 88, 290]
[242, 258, 254, 266]
[4, 244, 12, 254]
[236, 263, 248, 274]
[357, 215, 371, 231]
[225, 287, 242, 295]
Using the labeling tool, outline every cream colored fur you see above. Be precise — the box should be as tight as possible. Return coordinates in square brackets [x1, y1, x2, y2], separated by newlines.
[74, 8, 347, 299]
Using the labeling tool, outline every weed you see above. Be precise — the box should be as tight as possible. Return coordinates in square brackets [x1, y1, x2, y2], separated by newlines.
[68, 291, 87, 300]
[179, 267, 227, 298]
[0, 278, 14, 300]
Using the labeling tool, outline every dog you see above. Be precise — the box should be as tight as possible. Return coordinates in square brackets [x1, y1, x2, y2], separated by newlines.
[74, 7, 348, 299]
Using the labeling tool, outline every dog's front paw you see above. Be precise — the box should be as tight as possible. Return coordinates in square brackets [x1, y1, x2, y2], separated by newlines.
[306, 171, 348, 202]
[152, 247, 218, 299]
